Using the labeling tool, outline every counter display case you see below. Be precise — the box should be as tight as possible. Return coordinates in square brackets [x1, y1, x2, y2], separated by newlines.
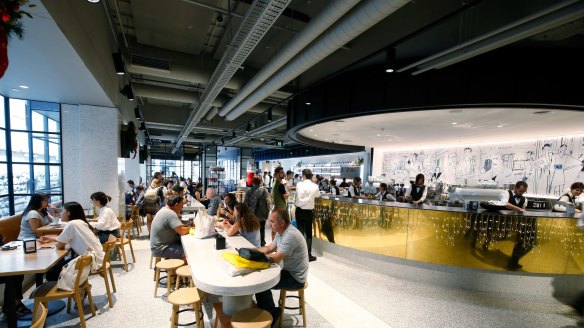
[313, 196, 584, 274]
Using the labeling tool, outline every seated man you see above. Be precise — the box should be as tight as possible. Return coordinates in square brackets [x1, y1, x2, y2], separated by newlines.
[150, 195, 191, 261]
[254, 208, 308, 326]
[203, 187, 221, 216]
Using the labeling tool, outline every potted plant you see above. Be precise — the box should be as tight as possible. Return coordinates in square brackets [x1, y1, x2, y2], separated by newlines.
[0, 0, 35, 78]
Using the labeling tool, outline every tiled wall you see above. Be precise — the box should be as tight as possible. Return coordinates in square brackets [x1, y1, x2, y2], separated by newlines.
[62, 104, 120, 213]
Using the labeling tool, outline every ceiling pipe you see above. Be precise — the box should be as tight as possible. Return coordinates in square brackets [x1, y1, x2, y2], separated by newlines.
[224, 0, 411, 121]
[172, 0, 292, 154]
[223, 117, 287, 146]
[410, 1, 584, 75]
[218, 0, 360, 118]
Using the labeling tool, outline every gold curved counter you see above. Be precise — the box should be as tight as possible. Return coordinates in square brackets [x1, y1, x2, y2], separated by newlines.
[313, 196, 584, 274]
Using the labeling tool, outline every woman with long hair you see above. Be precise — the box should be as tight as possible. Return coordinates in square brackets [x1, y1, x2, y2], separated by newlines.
[17, 193, 53, 239]
[39, 202, 105, 281]
[405, 173, 427, 205]
[88, 191, 121, 243]
[223, 203, 261, 247]
[193, 183, 203, 201]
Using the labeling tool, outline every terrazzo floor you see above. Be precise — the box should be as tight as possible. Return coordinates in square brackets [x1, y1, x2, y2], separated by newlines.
[1, 224, 583, 328]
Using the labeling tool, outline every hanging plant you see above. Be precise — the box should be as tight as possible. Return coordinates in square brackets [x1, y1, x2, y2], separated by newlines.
[0, 0, 35, 79]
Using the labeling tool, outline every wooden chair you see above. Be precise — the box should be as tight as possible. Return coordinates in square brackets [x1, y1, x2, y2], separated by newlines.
[116, 220, 136, 272]
[279, 282, 308, 328]
[31, 255, 96, 328]
[30, 302, 48, 328]
[154, 259, 184, 297]
[231, 308, 272, 328]
[129, 205, 143, 238]
[168, 287, 203, 328]
[90, 240, 117, 308]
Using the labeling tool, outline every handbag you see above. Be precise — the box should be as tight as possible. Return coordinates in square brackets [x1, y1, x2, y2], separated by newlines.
[194, 209, 216, 239]
[236, 247, 270, 262]
[56, 250, 97, 291]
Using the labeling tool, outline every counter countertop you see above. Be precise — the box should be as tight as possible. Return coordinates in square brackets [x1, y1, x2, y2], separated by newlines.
[318, 195, 580, 219]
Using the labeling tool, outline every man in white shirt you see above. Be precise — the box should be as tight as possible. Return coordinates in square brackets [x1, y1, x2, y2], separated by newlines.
[499, 181, 533, 270]
[295, 169, 321, 262]
[348, 177, 365, 198]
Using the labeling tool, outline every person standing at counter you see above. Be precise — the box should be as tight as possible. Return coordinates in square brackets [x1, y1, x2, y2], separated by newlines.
[285, 170, 296, 193]
[329, 179, 340, 196]
[295, 169, 320, 262]
[339, 178, 349, 188]
[375, 183, 396, 202]
[254, 209, 308, 326]
[405, 174, 427, 205]
[553, 182, 583, 213]
[499, 181, 528, 212]
[272, 167, 288, 240]
[348, 177, 365, 198]
[500, 181, 534, 270]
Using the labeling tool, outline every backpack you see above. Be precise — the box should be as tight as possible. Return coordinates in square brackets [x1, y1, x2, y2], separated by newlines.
[255, 188, 270, 221]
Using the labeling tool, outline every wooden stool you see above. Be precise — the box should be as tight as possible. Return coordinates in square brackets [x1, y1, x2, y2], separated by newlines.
[231, 308, 272, 328]
[154, 259, 184, 297]
[168, 287, 203, 328]
[175, 265, 195, 289]
[279, 282, 308, 328]
[152, 256, 162, 280]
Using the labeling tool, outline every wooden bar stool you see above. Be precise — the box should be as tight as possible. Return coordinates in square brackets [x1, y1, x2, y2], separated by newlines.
[231, 308, 272, 328]
[279, 282, 308, 328]
[168, 287, 203, 328]
[154, 259, 184, 297]
[175, 265, 195, 289]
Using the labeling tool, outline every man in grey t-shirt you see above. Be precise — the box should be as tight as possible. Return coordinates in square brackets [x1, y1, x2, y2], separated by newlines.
[254, 208, 308, 326]
[150, 195, 191, 260]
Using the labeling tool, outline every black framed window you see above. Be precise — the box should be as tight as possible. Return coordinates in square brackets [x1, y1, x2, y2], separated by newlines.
[0, 96, 62, 216]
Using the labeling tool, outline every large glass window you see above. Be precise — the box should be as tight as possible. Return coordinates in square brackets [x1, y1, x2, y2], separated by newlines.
[0, 97, 62, 216]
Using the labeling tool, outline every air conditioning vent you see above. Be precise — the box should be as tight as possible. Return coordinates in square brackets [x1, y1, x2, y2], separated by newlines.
[130, 54, 171, 70]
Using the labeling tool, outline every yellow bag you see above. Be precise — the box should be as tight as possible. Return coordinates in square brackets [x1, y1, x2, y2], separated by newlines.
[221, 252, 270, 270]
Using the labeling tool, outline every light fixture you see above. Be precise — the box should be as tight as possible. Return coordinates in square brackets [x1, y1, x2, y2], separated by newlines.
[87, 0, 101, 2]
[246, 123, 251, 133]
[120, 84, 134, 101]
[19, 85, 29, 89]
[134, 107, 141, 120]
[232, 131, 236, 138]
[112, 52, 125, 75]
[451, 122, 457, 125]
[267, 108, 272, 122]
[305, 102, 311, 106]
[384, 47, 396, 73]
[139, 122, 146, 131]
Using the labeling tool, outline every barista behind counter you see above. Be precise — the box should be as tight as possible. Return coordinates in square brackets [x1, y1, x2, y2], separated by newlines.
[553, 182, 583, 213]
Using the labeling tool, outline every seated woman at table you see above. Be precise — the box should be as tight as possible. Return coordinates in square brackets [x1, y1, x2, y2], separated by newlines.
[553, 182, 584, 213]
[17, 193, 55, 240]
[39, 202, 105, 281]
[193, 183, 203, 202]
[88, 192, 121, 244]
[222, 203, 261, 247]
[218, 193, 237, 223]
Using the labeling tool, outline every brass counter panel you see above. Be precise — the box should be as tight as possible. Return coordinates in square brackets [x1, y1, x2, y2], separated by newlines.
[314, 199, 584, 274]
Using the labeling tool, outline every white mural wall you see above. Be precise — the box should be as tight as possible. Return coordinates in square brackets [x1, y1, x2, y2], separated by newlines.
[375, 135, 584, 197]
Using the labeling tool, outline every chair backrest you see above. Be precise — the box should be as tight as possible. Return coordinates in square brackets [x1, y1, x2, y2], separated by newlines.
[73, 255, 93, 292]
[102, 240, 116, 268]
[30, 302, 48, 328]
[129, 205, 139, 217]
[120, 220, 133, 242]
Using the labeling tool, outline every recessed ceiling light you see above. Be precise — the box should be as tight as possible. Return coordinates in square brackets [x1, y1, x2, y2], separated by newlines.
[11, 88, 20, 92]
[305, 102, 311, 105]
[387, 139, 392, 142]
[376, 134, 381, 137]
[451, 122, 457, 125]
[385, 68, 394, 73]
[19, 85, 29, 89]
[309, 129, 313, 132]
[325, 138, 329, 141]
[497, 125, 503, 128]
[314, 134, 318, 137]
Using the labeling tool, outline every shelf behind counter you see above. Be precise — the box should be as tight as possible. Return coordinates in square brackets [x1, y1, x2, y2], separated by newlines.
[313, 196, 584, 274]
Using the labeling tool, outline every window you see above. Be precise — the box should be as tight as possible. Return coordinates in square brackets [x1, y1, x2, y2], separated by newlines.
[0, 97, 62, 216]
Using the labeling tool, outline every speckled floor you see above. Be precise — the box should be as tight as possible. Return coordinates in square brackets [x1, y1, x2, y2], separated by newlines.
[1, 224, 582, 328]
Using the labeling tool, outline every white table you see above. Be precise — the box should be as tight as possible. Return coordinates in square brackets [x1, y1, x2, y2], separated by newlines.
[181, 199, 205, 213]
[181, 233, 281, 315]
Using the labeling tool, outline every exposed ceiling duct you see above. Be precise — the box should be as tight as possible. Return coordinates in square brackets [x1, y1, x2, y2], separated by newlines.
[223, 0, 411, 121]
[223, 116, 287, 146]
[218, 0, 361, 118]
[172, 0, 293, 153]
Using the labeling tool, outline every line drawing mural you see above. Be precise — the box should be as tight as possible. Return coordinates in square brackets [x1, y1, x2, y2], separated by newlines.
[382, 136, 584, 196]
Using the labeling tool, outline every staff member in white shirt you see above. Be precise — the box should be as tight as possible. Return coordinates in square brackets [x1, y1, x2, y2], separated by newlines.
[348, 177, 365, 198]
[553, 182, 583, 213]
[405, 174, 427, 205]
[88, 191, 121, 243]
[294, 169, 321, 262]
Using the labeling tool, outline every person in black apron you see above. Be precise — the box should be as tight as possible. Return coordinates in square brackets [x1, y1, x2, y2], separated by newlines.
[405, 174, 427, 205]
[348, 177, 365, 198]
[375, 183, 396, 201]
[552, 182, 583, 213]
[500, 181, 532, 270]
